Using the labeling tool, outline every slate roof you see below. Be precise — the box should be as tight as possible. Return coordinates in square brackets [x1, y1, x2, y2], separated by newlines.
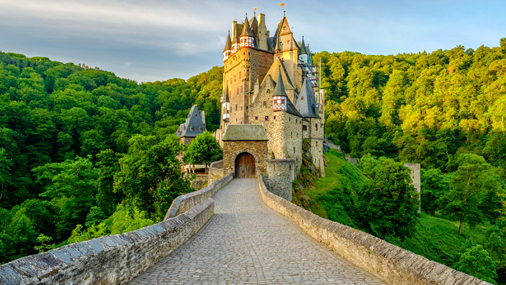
[249, 15, 258, 35]
[241, 15, 254, 37]
[295, 78, 320, 118]
[263, 57, 295, 90]
[222, 125, 269, 141]
[224, 31, 232, 52]
[271, 70, 302, 118]
[299, 36, 307, 55]
[175, 105, 206, 138]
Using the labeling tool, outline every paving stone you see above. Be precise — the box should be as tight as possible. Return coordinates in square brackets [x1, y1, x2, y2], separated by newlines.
[129, 178, 384, 284]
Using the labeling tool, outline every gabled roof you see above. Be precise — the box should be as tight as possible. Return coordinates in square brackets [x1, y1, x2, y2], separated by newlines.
[241, 15, 254, 37]
[175, 105, 206, 138]
[263, 57, 295, 90]
[295, 78, 320, 118]
[222, 125, 269, 141]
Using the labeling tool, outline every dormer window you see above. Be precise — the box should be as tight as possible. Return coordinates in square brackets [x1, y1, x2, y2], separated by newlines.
[199, 127, 202, 131]
[191, 127, 194, 131]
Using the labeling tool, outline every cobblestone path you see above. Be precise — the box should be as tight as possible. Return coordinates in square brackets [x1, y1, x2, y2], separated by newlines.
[130, 178, 384, 284]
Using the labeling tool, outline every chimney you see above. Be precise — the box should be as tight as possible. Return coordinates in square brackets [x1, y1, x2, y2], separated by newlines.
[200, 110, 206, 125]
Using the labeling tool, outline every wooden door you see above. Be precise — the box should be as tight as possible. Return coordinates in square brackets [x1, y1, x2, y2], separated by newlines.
[235, 153, 255, 178]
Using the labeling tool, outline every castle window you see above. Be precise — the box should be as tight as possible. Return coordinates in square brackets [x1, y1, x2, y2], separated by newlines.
[267, 89, 270, 93]
[291, 132, 292, 137]
[293, 147, 295, 154]
[263, 101, 266, 106]
[301, 97, 304, 100]
[273, 116, 276, 120]
[191, 127, 194, 131]
[236, 104, 237, 111]
[265, 116, 269, 121]
[255, 116, 258, 120]
[195, 114, 198, 117]
[303, 125, 307, 131]
[199, 127, 202, 131]
[246, 106, 248, 110]
[315, 124, 318, 131]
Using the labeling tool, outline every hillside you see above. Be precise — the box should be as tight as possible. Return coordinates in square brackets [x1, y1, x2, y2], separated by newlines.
[303, 150, 503, 284]
[0, 51, 223, 264]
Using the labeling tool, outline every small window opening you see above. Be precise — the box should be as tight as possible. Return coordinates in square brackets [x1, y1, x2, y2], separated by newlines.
[265, 116, 269, 121]
[255, 116, 258, 120]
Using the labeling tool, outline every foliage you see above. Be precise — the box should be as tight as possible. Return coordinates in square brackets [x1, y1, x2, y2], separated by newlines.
[68, 203, 154, 244]
[33, 234, 55, 253]
[183, 131, 223, 173]
[455, 244, 498, 284]
[114, 134, 192, 221]
[0, 50, 221, 264]
[441, 153, 503, 234]
[357, 155, 420, 240]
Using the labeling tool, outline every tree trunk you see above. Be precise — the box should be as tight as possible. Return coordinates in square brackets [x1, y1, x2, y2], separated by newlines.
[458, 218, 463, 235]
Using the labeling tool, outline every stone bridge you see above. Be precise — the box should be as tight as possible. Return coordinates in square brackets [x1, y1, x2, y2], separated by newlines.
[0, 174, 490, 285]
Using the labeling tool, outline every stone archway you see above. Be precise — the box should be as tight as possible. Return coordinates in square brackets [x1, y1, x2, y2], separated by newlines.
[235, 152, 256, 178]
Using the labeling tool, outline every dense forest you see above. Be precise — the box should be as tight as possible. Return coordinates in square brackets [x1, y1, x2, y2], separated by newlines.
[0, 51, 223, 263]
[303, 38, 506, 284]
[1, 37, 505, 283]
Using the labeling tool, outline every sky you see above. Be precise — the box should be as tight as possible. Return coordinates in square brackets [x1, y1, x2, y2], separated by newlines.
[1, 0, 505, 83]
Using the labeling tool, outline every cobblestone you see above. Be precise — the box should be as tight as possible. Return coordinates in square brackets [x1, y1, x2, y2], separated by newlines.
[129, 178, 384, 284]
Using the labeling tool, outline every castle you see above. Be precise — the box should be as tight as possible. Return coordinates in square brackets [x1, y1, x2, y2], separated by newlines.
[214, 11, 326, 186]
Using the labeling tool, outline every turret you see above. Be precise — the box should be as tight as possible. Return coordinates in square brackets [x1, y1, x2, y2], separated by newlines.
[298, 36, 308, 63]
[240, 14, 255, 49]
[223, 31, 232, 62]
[221, 86, 230, 122]
[272, 69, 288, 112]
[257, 13, 269, 50]
[231, 21, 239, 52]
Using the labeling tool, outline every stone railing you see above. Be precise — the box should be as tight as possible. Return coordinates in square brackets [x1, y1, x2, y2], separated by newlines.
[208, 160, 224, 185]
[0, 199, 214, 285]
[164, 172, 233, 220]
[256, 174, 491, 285]
[0, 173, 234, 285]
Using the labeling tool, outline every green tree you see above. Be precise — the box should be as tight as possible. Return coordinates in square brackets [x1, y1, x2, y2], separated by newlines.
[455, 244, 498, 284]
[114, 134, 192, 220]
[33, 156, 98, 239]
[442, 153, 501, 234]
[420, 168, 450, 215]
[358, 155, 420, 240]
[184, 131, 223, 173]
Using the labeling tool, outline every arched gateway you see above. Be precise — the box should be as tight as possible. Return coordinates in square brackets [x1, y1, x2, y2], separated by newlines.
[221, 125, 268, 178]
[235, 152, 255, 178]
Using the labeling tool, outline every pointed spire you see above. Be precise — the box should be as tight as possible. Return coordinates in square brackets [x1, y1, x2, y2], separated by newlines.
[224, 30, 232, 52]
[300, 36, 307, 55]
[273, 69, 287, 97]
[241, 14, 254, 37]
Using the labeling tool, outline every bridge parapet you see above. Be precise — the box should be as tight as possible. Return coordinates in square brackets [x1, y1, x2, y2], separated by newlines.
[0, 173, 234, 285]
[164, 172, 233, 220]
[257, 174, 491, 285]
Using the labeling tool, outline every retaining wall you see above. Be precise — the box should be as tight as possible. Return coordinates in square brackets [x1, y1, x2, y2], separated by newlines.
[164, 172, 233, 220]
[256, 174, 491, 285]
[0, 198, 214, 285]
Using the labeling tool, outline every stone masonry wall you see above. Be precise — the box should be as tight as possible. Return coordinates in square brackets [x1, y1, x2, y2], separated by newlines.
[208, 160, 224, 185]
[0, 199, 215, 285]
[164, 173, 233, 220]
[256, 174, 491, 285]
[266, 159, 295, 201]
[223, 140, 268, 176]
